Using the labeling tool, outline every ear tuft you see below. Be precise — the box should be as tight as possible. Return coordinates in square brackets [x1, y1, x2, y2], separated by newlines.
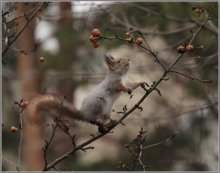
[105, 54, 114, 65]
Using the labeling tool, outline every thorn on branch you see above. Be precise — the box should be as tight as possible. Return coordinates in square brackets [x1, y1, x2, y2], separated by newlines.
[154, 88, 162, 96]
[162, 77, 170, 81]
[135, 105, 143, 112]
[81, 146, 95, 152]
[154, 51, 158, 56]
[151, 81, 156, 87]
[120, 121, 125, 126]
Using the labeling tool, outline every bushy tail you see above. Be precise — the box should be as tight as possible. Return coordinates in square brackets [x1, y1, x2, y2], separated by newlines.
[25, 94, 85, 123]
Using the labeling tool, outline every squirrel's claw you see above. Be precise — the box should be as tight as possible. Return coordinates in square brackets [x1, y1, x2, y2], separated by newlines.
[97, 119, 117, 134]
[140, 81, 149, 87]
[98, 125, 108, 134]
[127, 88, 132, 95]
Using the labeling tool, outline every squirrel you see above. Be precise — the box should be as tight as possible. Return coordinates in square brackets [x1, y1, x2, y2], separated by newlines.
[25, 55, 148, 133]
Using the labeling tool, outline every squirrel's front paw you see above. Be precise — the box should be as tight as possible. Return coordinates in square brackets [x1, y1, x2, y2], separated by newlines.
[127, 88, 132, 95]
[140, 81, 149, 88]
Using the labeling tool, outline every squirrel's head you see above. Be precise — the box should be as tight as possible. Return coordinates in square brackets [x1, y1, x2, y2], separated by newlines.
[105, 55, 130, 75]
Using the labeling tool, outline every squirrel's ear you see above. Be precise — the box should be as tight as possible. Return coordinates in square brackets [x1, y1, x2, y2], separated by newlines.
[105, 55, 115, 70]
[105, 54, 114, 65]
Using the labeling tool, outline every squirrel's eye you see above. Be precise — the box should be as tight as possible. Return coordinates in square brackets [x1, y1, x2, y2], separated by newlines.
[117, 60, 120, 63]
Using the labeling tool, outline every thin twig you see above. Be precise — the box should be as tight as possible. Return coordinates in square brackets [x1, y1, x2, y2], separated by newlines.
[100, 36, 167, 71]
[42, 96, 66, 169]
[5, 4, 40, 24]
[143, 134, 176, 150]
[17, 108, 23, 171]
[169, 70, 212, 83]
[57, 123, 76, 147]
[127, 3, 189, 22]
[128, 100, 217, 123]
[2, 2, 48, 59]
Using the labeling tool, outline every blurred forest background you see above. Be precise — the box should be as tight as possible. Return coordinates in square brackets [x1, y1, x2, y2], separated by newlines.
[2, 1, 218, 171]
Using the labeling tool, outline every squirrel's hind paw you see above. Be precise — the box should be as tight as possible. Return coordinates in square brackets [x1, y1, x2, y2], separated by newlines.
[98, 126, 108, 134]
[97, 119, 117, 134]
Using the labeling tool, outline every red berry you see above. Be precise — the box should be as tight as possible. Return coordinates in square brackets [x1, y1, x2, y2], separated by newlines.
[39, 56, 45, 63]
[11, 126, 18, 133]
[91, 29, 101, 37]
[135, 37, 143, 46]
[177, 45, 186, 53]
[186, 44, 194, 52]
[125, 32, 130, 38]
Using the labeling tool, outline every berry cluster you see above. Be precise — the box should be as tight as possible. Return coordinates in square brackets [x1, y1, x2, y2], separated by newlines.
[125, 31, 143, 46]
[177, 44, 194, 54]
[89, 29, 101, 48]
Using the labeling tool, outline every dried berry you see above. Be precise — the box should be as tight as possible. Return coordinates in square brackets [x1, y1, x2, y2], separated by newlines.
[135, 37, 143, 46]
[125, 32, 130, 38]
[177, 45, 186, 53]
[11, 126, 18, 133]
[91, 28, 101, 37]
[186, 44, 194, 52]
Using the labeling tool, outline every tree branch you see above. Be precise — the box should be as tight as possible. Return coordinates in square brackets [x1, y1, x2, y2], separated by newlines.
[169, 70, 212, 83]
[42, 11, 211, 171]
[2, 2, 49, 61]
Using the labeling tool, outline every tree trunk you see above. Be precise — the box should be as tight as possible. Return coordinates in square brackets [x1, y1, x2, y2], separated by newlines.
[16, 2, 44, 170]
